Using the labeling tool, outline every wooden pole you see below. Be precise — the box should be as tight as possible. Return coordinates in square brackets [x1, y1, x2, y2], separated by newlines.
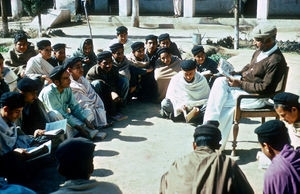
[1, 0, 9, 37]
[83, 0, 93, 40]
[234, 0, 239, 50]
[131, 0, 139, 27]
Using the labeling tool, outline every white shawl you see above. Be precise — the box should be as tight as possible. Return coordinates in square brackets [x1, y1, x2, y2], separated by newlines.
[25, 53, 54, 79]
[70, 76, 107, 127]
[166, 71, 210, 117]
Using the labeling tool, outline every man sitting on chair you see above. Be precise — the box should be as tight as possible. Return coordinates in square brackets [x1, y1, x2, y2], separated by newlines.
[203, 22, 287, 146]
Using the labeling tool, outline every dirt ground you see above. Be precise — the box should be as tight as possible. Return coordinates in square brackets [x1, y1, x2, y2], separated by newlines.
[1, 16, 300, 193]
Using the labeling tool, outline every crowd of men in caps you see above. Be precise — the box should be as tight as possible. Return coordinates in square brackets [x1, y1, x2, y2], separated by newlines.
[0, 21, 299, 193]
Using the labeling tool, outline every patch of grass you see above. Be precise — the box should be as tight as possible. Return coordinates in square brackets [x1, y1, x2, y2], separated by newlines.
[0, 46, 9, 52]
[209, 53, 231, 63]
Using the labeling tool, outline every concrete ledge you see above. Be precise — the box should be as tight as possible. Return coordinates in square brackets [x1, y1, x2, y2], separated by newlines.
[88, 15, 300, 31]
[31, 9, 71, 29]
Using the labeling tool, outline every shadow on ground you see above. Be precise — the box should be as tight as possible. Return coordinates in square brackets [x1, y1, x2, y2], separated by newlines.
[93, 168, 114, 177]
[223, 148, 261, 165]
[94, 149, 120, 157]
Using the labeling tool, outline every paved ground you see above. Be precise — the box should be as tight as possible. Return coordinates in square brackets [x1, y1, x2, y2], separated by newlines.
[1, 16, 300, 193]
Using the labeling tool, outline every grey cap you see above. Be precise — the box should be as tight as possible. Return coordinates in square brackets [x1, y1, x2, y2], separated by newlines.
[251, 23, 277, 39]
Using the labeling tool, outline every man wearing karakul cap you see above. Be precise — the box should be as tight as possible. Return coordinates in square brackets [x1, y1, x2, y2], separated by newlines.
[39, 65, 99, 139]
[25, 39, 54, 85]
[192, 45, 219, 87]
[160, 124, 254, 194]
[203, 22, 287, 149]
[0, 92, 48, 183]
[47, 43, 67, 67]
[158, 33, 181, 59]
[86, 51, 128, 121]
[273, 92, 300, 149]
[161, 60, 210, 124]
[67, 57, 109, 130]
[5, 33, 36, 78]
[108, 26, 133, 55]
[16, 77, 53, 135]
[51, 137, 122, 194]
[254, 120, 300, 194]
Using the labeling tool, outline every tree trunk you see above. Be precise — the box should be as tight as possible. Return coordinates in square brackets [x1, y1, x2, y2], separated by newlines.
[1, 0, 9, 37]
[131, 0, 139, 27]
[38, 13, 42, 38]
[234, 0, 239, 50]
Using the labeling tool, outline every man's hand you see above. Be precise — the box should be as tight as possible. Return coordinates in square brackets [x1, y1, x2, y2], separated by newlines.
[230, 71, 240, 76]
[74, 125, 91, 139]
[111, 91, 120, 101]
[146, 67, 154, 73]
[42, 75, 53, 84]
[227, 76, 242, 87]
[33, 129, 45, 138]
[85, 119, 95, 129]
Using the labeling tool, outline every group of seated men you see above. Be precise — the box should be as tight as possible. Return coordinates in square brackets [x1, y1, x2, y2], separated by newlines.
[0, 20, 299, 193]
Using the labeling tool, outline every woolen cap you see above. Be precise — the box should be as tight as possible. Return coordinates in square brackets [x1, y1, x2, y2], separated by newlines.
[145, 34, 158, 42]
[180, 60, 197, 71]
[251, 23, 277, 39]
[49, 65, 68, 81]
[191, 45, 204, 56]
[194, 124, 222, 142]
[65, 57, 82, 68]
[97, 51, 112, 62]
[254, 120, 287, 144]
[17, 77, 39, 92]
[131, 42, 144, 52]
[55, 137, 95, 165]
[158, 33, 170, 42]
[273, 92, 299, 107]
[52, 43, 66, 51]
[116, 26, 128, 34]
[157, 47, 171, 56]
[109, 43, 124, 53]
[37, 40, 51, 50]
[14, 33, 28, 43]
[0, 92, 25, 109]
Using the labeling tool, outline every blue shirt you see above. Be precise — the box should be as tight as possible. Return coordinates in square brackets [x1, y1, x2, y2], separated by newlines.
[39, 84, 86, 127]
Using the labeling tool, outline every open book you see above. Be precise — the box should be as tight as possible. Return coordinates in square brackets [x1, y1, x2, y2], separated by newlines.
[26, 140, 52, 161]
[218, 58, 235, 78]
[183, 107, 199, 123]
[44, 119, 67, 136]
